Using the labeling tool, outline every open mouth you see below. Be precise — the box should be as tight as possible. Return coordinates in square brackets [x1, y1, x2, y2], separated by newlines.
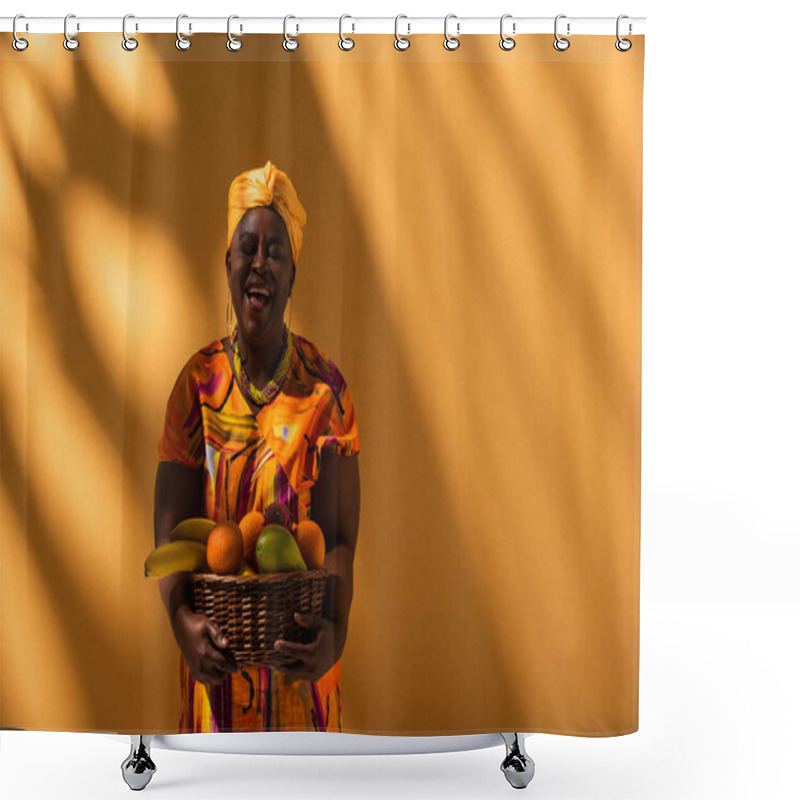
[246, 287, 272, 311]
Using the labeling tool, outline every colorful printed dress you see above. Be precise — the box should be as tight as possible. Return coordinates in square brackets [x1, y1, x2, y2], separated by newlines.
[157, 331, 360, 732]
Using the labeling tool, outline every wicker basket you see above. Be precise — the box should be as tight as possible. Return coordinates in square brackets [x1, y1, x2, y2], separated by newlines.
[191, 570, 327, 669]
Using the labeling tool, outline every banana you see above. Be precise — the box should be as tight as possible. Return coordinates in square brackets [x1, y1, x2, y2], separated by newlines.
[145, 540, 208, 578]
[169, 517, 217, 545]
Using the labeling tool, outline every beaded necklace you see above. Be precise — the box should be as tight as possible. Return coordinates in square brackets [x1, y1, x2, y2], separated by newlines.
[231, 323, 293, 407]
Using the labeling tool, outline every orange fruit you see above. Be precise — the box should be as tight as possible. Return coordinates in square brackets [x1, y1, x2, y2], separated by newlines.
[206, 521, 244, 575]
[239, 510, 265, 569]
[295, 520, 326, 570]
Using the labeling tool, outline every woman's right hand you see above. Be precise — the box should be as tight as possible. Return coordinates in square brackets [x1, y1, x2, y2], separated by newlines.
[171, 605, 239, 685]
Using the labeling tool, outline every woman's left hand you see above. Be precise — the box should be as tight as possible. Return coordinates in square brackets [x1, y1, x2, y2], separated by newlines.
[274, 613, 343, 683]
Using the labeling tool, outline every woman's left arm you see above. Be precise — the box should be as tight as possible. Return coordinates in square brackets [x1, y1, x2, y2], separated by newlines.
[313, 447, 361, 643]
[274, 448, 360, 680]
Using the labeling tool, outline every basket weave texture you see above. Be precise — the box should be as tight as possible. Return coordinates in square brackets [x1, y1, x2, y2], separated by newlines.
[191, 569, 327, 669]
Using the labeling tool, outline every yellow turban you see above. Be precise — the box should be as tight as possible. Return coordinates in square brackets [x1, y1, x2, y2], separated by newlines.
[226, 161, 307, 265]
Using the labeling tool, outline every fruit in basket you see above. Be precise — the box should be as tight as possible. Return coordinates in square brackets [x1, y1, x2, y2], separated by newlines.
[237, 564, 258, 577]
[295, 520, 326, 569]
[168, 517, 216, 545]
[256, 524, 307, 573]
[239, 510, 265, 569]
[207, 521, 244, 575]
[264, 501, 293, 529]
[144, 540, 208, 577]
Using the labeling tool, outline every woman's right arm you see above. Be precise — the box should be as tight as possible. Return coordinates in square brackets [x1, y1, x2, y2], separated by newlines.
[154, 461, 202, 622]
[154, 461, 238, 684]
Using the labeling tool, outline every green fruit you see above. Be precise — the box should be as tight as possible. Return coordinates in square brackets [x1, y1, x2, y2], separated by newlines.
[256, 524, 308, 573]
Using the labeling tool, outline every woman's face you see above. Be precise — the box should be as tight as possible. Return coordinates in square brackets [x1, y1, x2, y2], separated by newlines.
[226, 206, 295, 347]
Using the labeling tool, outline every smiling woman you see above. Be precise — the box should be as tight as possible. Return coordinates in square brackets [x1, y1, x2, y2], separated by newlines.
[154, 161, 361, 732]
[227, 207, 295, 405]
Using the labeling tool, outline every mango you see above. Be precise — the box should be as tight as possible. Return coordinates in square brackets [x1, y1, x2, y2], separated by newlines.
[256, 524, 307, 574]
[295, 520, 326, 570]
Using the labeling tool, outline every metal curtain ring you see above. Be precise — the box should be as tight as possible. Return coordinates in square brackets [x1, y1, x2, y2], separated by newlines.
[339, 14, 355, 51]
[12, 14, 29, 51]
[63, 13, 79, 51]
[616, 14, 632, 51]
[176, 13, 192, 50]
[122, 14, 138, 51]
[499, 14, 515, 51]
[553, 14, 570, 51]
[227, 15, 243, 51]
[394, 15, 410, 51]
[444, 14, 460, 51]
[283, 15, 299, 51]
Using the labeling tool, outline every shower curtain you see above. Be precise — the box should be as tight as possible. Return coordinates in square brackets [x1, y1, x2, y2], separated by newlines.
[0, 30, 644, 737]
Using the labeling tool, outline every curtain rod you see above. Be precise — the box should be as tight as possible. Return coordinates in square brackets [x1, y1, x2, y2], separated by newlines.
[1, 16, 646, 37]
